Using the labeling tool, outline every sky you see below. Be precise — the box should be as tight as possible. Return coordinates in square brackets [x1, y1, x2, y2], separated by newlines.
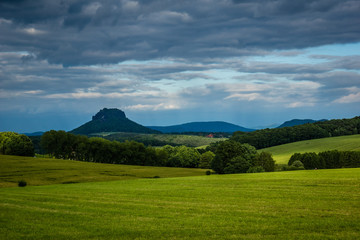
[0, 0, 360, 132]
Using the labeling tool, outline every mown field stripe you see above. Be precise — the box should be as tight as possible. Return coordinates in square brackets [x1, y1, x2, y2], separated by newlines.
[1, 168, 359, 239]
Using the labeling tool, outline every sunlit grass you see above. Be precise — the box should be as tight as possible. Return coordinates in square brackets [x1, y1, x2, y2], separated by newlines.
[261, 134, 360, 164]
[0, 168, 359, 239]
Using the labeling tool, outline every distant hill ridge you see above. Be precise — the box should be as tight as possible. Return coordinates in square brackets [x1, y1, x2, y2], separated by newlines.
[70, 108, 159, 135]
[147, 121, 255, 133]
[277, 119, 327, 128]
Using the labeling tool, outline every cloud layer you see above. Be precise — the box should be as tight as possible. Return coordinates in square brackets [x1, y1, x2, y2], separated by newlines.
[1, 0, 360, 65]
[0, 0, 360, 131]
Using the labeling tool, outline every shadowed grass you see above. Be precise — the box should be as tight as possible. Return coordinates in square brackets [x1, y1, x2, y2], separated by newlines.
[0, 155, 207, 187]
[0, 168, 359, 239]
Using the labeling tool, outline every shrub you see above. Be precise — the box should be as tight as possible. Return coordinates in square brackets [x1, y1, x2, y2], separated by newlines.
[282, 165, 305, 171]
[18, 180, 27, 187]
[205, 170, 211, 175]
[288, 153, 302, 166]
[291, 160, 304, 168]
[247, 166, 265, 173]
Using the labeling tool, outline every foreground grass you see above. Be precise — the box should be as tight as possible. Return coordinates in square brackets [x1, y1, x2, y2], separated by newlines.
[0, 155, 207, 187]
[1, 168, 359, 239]
[261, 134, 360, 164]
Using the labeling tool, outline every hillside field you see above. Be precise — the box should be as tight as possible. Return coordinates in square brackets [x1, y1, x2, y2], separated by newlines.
[0, 155, 207, 188]
[261, 134, 360, 164]
[93, 132, 227, 147]
[1, 168, 359, 239]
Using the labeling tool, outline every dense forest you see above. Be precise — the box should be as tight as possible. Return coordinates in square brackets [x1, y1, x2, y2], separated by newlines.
[231, 116, 360, 149]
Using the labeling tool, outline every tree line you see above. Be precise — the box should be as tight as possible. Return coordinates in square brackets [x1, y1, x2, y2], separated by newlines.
[41, 130, 209, 168]
[231, 116, 360, 149]
[40, 130, 275, 174]
[287, 150, 360, 170]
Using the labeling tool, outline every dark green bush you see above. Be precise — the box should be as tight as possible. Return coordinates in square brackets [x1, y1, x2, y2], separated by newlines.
[291, 160, 304, 168]
[18, 180, 27, 187]
[247, 166, 265, 173]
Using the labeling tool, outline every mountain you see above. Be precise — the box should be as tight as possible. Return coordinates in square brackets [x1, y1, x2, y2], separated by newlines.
[70, 108, 159, 135]
[23, 131, 45, 136]
[277, 119, 327, 128]
[147, 121, 255, 133]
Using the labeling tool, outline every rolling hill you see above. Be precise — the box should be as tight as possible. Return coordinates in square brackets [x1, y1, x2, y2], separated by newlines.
[70, 108, 159, 135]
[0, 155, 207, 187]
[147, 121, 255, 133]
[261, 134, 360, 164]
[96, 132, 227, 147]
[277, 119, 327, 128]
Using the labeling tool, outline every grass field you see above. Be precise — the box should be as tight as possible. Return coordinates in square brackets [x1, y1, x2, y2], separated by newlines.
[261, 134, 360, 164]
[0, 168, 359, 239]
[93, 132, 227, 147]
[0, 155, 207, 187]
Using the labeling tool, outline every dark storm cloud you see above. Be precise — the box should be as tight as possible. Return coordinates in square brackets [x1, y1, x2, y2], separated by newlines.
[0, 0, 359, 66]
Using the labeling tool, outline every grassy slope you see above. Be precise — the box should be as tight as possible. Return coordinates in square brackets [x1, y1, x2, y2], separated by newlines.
[1, 168, 359, 239]
[0, 155, 207, 187]
[94, 132, 227, 147]
[261, 134, 360, 164]
[149, 134, 227, 146]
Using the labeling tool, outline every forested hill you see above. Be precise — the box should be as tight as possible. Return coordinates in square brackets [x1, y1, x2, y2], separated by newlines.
[70, 108, 159, 135]
[147, 121, 255, 133]
[277, 119, 327, 128]
[231, 116, 360, 149]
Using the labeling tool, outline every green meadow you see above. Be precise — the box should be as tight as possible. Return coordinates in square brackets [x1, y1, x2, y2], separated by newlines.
[261, 134, 360, 164]
[1, 168, 359, 239]
[0, 155, 207, 187]
[93, 132, 227, 147]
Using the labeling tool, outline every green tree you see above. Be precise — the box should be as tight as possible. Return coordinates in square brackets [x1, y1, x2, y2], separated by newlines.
[199, 151, 215, 169]
[0, 132, 34, 156]
[254, 152, 275, 172]
[223, 156, 252, 174]
[171, 146, 201, 168]
[211, 140, 257, 174]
